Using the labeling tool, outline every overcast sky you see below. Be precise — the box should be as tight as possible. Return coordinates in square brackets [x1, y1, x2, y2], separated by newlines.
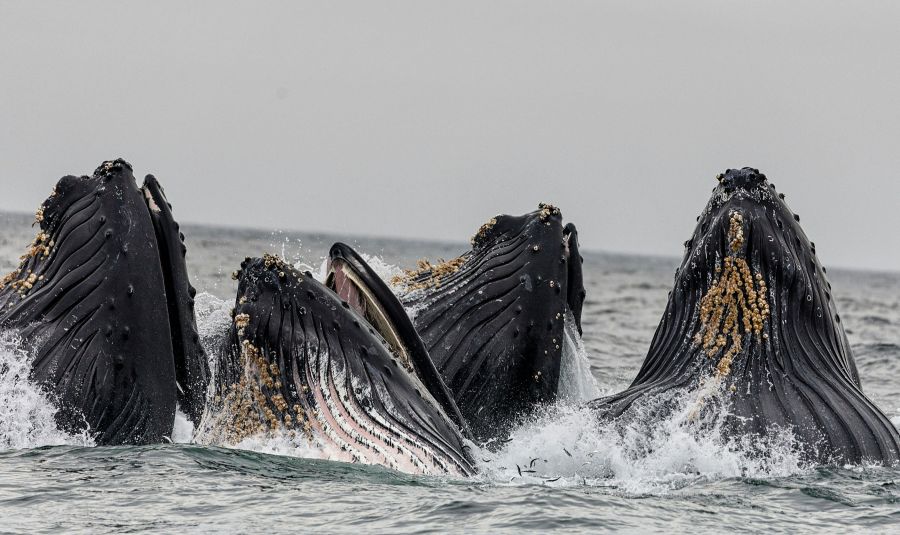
[1, 1, 899, 271]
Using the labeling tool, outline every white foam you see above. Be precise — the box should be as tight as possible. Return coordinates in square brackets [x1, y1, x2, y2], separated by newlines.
[359, 253, 405, 287]
[195, 292, 233, 344]
[194, 291, 234, 389]
[0, 330, 94, 449]
[891, 414, 900, 430]
[171, 410, 195, 443]
[233, 430, 328, 460]
[475, 385, 808, 494]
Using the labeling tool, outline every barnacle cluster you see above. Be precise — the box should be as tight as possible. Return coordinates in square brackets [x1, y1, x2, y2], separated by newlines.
[233, 313, 250, 336]
[0, 268, 44, 298]
[0, 227, 55, 297]
[538, 202, 560, 222]
[694, 211, 770, 380]
[33, 187, 55, 224]
[214, 337, 311, 443]
[23, 232, 53, 260]
[262, 253, 287, 270]
[391, 256, 466, 291]
[470, 217, 498, 246]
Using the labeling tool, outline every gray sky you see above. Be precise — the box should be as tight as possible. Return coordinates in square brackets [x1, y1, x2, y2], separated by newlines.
[2, 1, 899, 271]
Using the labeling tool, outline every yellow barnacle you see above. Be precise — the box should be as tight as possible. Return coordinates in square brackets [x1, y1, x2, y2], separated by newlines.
[694, 210, 771, 382]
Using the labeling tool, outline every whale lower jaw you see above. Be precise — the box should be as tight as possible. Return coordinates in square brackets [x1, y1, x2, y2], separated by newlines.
[302, 351, 468, 475]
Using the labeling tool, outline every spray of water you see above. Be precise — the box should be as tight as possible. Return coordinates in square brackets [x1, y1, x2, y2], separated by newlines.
[0, 330, 93, 449]
[558, 311, 601, 402]
[474, 386, 808, 494]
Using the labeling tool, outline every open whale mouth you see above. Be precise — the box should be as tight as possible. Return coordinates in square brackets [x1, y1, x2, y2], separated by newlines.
[326, 251, 414, 372]
[325, 243, 470, 435]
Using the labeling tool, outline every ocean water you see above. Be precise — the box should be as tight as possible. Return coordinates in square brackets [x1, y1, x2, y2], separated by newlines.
[1, 210, 899, 534]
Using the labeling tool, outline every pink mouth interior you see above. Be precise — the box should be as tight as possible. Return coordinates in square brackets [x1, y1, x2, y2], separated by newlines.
[328, 261, 367, 317]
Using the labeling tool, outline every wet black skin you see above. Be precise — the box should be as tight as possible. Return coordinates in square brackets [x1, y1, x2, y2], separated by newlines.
[591, 168, 900, 465]
[142, 176, 209, 425]
[0, 160, 208, 444]
[326, 242, 470, 437]
[398, 205, 586, 444]
[209, 257, 476, 475]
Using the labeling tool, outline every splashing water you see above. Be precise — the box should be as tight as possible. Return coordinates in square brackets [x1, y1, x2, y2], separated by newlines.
[359, 252, 405, 286]
[558, 310, 601, 402]
[475, 386, 808, 494]
[172, 411, 195, 444]
[0, 330, 93, 449]
[3, 217, 900, 532]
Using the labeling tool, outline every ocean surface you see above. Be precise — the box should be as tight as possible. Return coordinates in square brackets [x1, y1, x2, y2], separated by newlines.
[1, 210, 899, 534]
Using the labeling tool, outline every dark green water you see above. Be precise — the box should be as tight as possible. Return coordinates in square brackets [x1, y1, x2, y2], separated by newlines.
[1, 212, 899, 533]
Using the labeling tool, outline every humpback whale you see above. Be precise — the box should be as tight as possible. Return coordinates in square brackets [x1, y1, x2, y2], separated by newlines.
[0, 160, 208, 444]
[393, 204, 586, 443]
[200, 254, 475, 476]
[591, 168, 900, 464]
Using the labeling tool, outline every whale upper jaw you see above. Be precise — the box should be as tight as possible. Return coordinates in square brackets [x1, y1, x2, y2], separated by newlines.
[592, 167, 900, 465]
[0, 159, 208, 444]
[394, 205, 586, 444]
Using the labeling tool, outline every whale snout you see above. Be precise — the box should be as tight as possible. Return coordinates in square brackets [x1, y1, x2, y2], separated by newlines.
[717, 167, 767, 193]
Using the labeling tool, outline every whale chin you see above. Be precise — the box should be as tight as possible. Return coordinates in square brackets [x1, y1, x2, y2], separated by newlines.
[0, 159, 208, 444]
[591, 167, 900, 465]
